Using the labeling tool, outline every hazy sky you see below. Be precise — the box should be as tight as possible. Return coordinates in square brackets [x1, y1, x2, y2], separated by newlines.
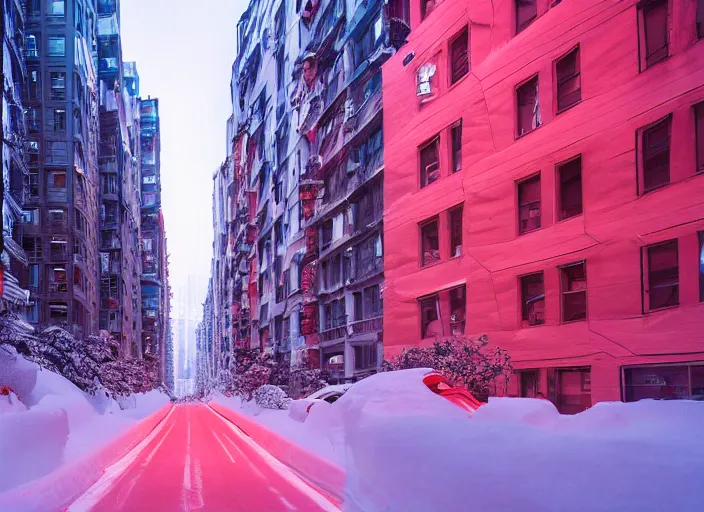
[120, 0, 248, 316]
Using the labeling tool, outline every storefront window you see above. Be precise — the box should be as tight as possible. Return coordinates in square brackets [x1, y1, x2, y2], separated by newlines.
[623, 364, 704, 402]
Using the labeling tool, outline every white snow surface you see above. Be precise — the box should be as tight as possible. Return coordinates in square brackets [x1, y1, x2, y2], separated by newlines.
[0, 349, 169, 492]
[217, 368, 704, 512]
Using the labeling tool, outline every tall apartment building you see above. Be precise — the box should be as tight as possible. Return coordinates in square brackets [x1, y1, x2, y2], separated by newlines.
[20, 0, 101, 337]
[204, 0, 408, 382]
[382, 0, 704, 411]
[139, 97, 170, 374]
[2, 0, 31, 311]
[96, 0, 142, 357]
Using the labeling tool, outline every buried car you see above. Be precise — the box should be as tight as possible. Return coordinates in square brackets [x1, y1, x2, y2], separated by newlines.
[289, 369, 483, 422]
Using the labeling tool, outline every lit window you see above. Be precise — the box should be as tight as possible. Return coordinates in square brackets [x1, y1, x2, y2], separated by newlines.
[417, 62, 437, 97]
[420, 217, 440, 266]
[561, 262, 587, 322]
[451, 121, 462, 172]
[419, 294, 441, 338]
[643, 239, 679, 311]
[48, 37, 66, 57]
[517, 75, 540, 136]
[557, 156, 582, 220]
[420, 136, 440, 187]
[48, 0, 65, 17]
[449, 206, 463, 257]
[517, 174, 541, 234]
[521, 272, 545, 326]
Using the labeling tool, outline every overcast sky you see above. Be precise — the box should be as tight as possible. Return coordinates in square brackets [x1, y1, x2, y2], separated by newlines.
[120, 0, 248, 323]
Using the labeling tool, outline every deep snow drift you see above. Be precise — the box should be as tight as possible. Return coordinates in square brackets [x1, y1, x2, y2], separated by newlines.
[217, 368, 704, 512]
[0, 346, 169, 492]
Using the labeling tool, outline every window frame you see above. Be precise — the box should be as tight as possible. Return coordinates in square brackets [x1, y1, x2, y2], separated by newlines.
[449, 204, 463, 258]
[419, 215, 441, 267]
[559, 261, 587, 323]
[516, 74, 541, 138]
[418, 292, 442, 339]
[520, 271, 546, 327]
[449, 26, 469, 86]
[554, 45, 581, 114]
[637, 0, 669, 72]
[637, 114, 672, 195]
[695, 102, 704, 174]
[419, 135, 441, 188]
[47, 36, 66, 57]
[699, 231, 704, 303]
[641, 238, 679, 313]
[517, 172, 542, 235]
[450, 120, 462, 173]
[556, 155, 583, 221]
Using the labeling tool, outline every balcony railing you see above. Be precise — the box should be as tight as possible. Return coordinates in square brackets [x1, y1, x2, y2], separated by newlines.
[349, 316, 382, 336]
[320, 324, 346, 343]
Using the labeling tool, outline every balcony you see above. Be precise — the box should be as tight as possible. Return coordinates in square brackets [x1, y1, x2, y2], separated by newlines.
[349, 316, 382, 336]
[320, 324, 346, 344]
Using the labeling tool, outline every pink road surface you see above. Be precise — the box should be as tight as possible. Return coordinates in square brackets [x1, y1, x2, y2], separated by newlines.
[66, 404, 340, 512]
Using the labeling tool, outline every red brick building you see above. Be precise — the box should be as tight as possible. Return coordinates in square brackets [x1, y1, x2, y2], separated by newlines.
[382, 0, 704, 412]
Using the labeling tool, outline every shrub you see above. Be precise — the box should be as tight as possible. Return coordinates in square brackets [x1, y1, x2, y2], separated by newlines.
[253, 384, 291, 409]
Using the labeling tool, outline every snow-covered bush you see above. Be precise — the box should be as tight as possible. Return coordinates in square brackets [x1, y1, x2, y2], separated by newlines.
[253, 384, 291, 409]
[0, 312, 159, 399]
[385, 334, 512, 400]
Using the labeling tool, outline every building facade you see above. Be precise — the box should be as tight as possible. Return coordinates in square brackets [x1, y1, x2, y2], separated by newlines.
[2, 0, 31, 311]
[382, 0, 704, 410]
[20, 0, 101, 337]
[203, 0, 408, 384]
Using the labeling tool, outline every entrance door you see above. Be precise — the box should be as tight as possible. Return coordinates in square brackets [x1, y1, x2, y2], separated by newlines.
[557, 369, 591, 414]
[520, 370, 539, 398]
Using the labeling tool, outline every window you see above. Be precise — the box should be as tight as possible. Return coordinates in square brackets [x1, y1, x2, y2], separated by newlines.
[557, 156, 582, 220]
[49, 302, 68, 321]
[449, 205, 463, 257]
[420, 136, 440, 187]
[517, 76, 540, 136]
[363, 285, 382, 318]
[29, 265, 40, 287]
[321, 219, 333, 249]
[518, 174, 541, 234]
[451, 121, 462, 172]
[699, 231, 704, 302]
[516, 0, 537, 34]
[421, 0, 438, 21]
[643, 239, 679, 311]
[26, 107, 41, 133]
[49, 170, 66, 189]
[51, 108, 66, 131]
[624, 364, 704, 402]
[521, 272, 545, 326]
[555, 47, 581, 112]
[387, 0, 410, 24]
[695, 102, 704, 173]
[26, 35, 39, 58]
[698, 0, 704, 38]
[638, 0, 668, 69]
[48, 0, 65, 18]
[46, 141, 68, 164]
[48, 37, 66, 57]
[450, 27, 469, 84]
[417, 61, 438, 97]
[640, 116, 671, 193]
[23, 236, 43, 259]
[419, 294, 441, 338]
[28, 70, 41, 100]
[50, 72, 66, 100]
[561, 262, 587, 322]
[22, 209, 40, 225]
[354, 344, 378, 370]
[420, 217, 440, 266]
[449, 285, 466, 335]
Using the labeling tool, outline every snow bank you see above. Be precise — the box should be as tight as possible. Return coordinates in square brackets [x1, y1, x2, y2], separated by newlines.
[337, 370, 704, 512]
[0, 349, 170, 493]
